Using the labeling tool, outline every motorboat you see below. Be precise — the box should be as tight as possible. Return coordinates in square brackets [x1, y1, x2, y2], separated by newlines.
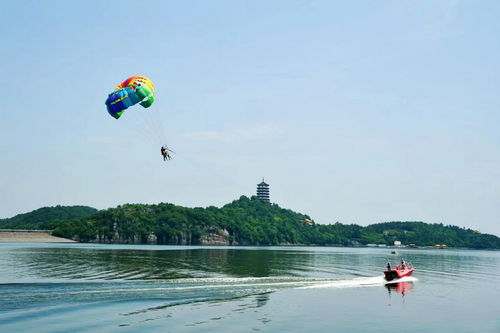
[384, 261, 414, 282]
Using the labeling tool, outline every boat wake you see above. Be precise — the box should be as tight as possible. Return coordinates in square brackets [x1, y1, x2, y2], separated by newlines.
[299, 275, 418, 289]
[0, 275, 419, 315]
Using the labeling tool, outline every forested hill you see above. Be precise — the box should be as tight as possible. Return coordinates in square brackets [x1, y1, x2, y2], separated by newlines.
[364, 221, 500, 250]
[51, 196, 315, 246]
[30, 196, 499, 249]
[3, 198, 499, 249]
[0, 205, 98, 230]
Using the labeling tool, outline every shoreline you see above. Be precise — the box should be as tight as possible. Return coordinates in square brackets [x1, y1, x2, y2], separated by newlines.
[0, 232, 496, 250]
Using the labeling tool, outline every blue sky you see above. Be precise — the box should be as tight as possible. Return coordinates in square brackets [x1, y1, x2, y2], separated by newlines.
[1, 0, 499, 235]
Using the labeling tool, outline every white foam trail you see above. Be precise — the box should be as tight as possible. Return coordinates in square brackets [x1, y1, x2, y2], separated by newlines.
[300, 276, 388, 289]
[60, 280, 321, 295]
[301, 275, 420, 290]
[160, 277, 329, 283]
[37, 276, 420, 295]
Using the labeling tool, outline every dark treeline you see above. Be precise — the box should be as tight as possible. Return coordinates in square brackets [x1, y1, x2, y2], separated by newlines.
[365, 222, 500, 250]
[2, 197, 499, 249]
[0, 205, 98, 230]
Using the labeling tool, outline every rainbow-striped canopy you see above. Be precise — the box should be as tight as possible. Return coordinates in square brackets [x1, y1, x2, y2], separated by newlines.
[105, 76, 155, 119]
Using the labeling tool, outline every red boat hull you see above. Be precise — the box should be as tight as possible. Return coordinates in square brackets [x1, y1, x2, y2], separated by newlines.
[384, 267, 414, 281]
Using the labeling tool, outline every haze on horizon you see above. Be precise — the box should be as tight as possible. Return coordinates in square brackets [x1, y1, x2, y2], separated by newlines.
[1, 1, 499, 236]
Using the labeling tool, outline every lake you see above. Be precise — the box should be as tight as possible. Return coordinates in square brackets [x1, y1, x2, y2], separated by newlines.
[0, 243, 498, 332]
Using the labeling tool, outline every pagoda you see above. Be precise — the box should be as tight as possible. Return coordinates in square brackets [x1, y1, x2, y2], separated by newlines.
[256, 178, 270, 202]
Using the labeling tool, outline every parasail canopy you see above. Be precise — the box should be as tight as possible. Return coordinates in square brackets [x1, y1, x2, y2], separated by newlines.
[105, 76, 155, 119]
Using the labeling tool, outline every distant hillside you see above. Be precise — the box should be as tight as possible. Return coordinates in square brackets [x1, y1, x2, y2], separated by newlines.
[41, 196, 500, 249]
[365, 221, 500, 250]
[0, 205, 98, 230]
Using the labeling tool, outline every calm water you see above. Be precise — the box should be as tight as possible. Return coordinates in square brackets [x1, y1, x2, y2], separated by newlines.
[0, 243, 499, 332]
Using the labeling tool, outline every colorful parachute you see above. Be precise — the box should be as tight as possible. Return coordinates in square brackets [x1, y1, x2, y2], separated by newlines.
[105, 76, 155, 119]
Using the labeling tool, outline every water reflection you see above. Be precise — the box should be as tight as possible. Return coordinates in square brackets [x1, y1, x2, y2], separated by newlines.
[2, 247, 324, 280]
[255, 292, 270, 308]
[2, 245, 500, 283]
[386, 281, 414, 296]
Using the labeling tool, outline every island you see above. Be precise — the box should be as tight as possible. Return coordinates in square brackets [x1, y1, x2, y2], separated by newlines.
[1, 196, 499, 249]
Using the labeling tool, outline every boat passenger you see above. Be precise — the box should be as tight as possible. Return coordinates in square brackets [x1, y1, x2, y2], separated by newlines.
[387, 262, 391, 270]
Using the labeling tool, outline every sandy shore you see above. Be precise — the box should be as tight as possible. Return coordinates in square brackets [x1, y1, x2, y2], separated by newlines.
[0, 231, 76, 243]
